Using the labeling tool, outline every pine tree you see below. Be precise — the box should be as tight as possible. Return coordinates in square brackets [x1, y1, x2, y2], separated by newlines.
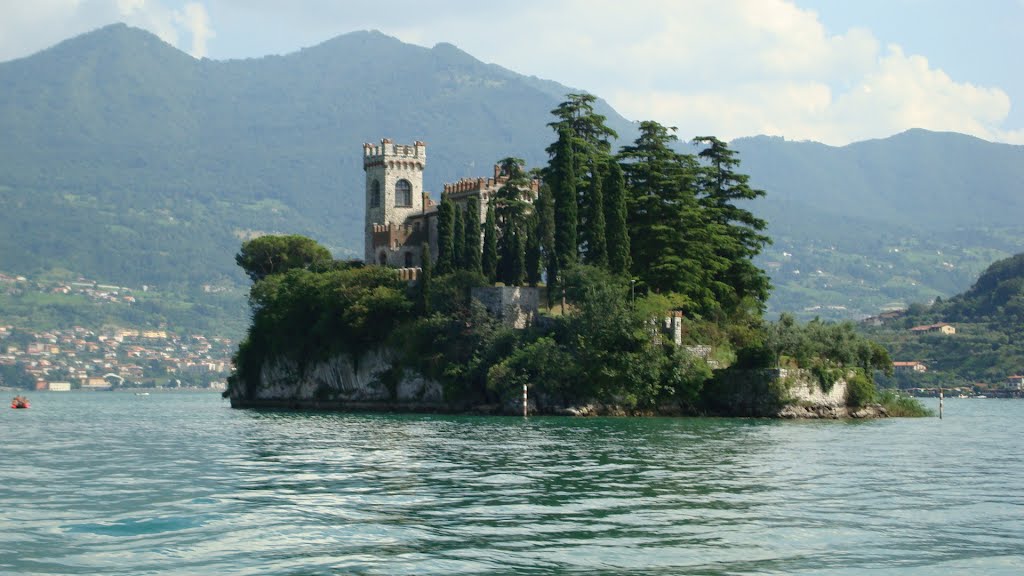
[493, 157, 532, 283]
[464, 197, 482, 274]
[693, 136, 772, 312]
[603, 160, 631, 276]
[619, 121, 726, 311]
[435, 196, 455, 275]
[551, 127, 578, 273]
[417, 243, 432, 315]
[482, 203, 498, 283]
[452, 205, 465, 271]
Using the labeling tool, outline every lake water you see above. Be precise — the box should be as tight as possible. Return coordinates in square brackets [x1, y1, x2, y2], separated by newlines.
[2, 392, 1023, 575]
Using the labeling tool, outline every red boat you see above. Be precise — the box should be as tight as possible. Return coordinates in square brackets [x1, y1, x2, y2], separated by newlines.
[10, 395, 30, 409]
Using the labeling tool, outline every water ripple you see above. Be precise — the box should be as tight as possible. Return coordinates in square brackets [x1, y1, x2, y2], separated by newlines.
[3, 394, 1024, 574]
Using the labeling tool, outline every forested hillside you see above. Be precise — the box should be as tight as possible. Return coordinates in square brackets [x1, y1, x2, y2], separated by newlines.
[736, 132, 1024, 319]
[0, 24, 632, 292]
[864, 252, 1024, 385]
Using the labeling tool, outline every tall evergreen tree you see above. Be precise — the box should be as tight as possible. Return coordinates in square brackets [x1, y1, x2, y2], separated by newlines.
[603, 160, 631, 276]
[452, 205, 466, 271]
[546, 93, 618, 179]
[551, 127, 578, 273]
[583, 159, 607, 267]
[546, 93, 618, 258]
[619, 121, 726, 311]
[535, 183, 558, 306]
[435, 196, 456, 275]
[417, 243, 432, 315]
[482, 203, 498, 283]
[510, 225, 526, 286]
[464, 197, 482, 274]
[525, 213, 542, 286]
[693, 136, 772, 312]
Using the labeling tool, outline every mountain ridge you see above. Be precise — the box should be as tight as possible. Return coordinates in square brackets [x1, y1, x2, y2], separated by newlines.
[1, 24, 1023, 333]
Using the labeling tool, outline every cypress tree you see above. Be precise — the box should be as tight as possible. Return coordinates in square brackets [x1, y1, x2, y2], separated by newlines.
[511, 225, 526, 286]
[603, 161, 631, 276]
[417, 243, 432, 315]
[482, 203, 498, 283]
[464, 197, 482, 274]
[584, 159, 607, 267]
[535, 183, 557, 303]
[525, 214, 542, 286]
[435, 197, 455, 275]
[551, 127, 578, 273]
[452, 205, 465, 271]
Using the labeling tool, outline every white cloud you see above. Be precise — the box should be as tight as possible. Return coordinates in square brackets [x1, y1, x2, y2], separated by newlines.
[409, 0, 1016, 145]
[174, 2, 214, 58]
[0, 0, 212, 61]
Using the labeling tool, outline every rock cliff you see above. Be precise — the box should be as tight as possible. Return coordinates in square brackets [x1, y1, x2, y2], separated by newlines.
[702, 367, 887, 418]
[230, 351, 886, 418]
[228, 347, 446, 411]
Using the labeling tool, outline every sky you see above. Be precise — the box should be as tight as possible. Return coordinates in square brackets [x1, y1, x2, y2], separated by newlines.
[1, 0, 1022, 146]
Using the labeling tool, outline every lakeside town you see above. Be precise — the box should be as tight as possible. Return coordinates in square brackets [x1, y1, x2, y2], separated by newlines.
[0, 323, 232, 391]
[0, 272, 234, 391]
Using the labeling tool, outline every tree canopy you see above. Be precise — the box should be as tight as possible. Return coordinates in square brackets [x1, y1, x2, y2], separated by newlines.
[235, 234, 333, 283]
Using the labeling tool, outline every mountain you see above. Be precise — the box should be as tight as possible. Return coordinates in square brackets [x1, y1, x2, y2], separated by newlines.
[734, 131, 1024, 319]
[0, 23, 633, 291]
[2, 24, 1024, 335]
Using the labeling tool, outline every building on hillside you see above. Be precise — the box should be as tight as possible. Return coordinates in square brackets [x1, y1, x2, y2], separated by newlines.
[893, 361, 928, 373]
[48, 381, 71, 392]
[1006, 375, 1024, 390]
[861, 311, 902, 327]
[363, 138, 540, 268]
[909, 322, 956, 335]
[81, 376, 111, 390]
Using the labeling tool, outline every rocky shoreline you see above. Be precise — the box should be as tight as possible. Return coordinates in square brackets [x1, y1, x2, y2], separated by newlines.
[227, 351, 890, 419]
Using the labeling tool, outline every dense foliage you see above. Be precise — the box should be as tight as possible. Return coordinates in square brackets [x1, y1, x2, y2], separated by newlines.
[235, 235, 333, 282]
[231, 261, 413, 393]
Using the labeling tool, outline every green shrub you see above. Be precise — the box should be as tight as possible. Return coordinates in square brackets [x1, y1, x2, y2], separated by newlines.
[877, 390, 933, 417]
[845, 371, 876, 407]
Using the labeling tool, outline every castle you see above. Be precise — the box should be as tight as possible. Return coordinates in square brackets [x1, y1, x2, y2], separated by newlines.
[363, 138, 539, 268]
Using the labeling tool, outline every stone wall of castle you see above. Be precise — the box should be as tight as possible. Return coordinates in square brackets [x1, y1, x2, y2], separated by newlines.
[363, 139, 427, 264]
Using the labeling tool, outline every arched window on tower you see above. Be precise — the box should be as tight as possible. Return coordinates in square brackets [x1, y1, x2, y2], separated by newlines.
[378, 252, 388, 266]
[370, 180, 381, 208]
[404, 252, 413, 268]
[395, 179, 413, 207]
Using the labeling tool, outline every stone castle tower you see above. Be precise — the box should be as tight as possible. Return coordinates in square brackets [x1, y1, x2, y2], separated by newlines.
[363, 139, 430, 267]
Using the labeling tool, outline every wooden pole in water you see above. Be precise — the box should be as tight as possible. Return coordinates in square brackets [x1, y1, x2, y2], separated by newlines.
[939, 387, 943, 420]
[523, 383, 528, 417]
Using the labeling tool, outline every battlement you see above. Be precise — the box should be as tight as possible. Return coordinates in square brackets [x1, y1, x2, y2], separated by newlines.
[363, 138, 426, 169]
[442, 164, 541, 198]
[396, 267, 420, 282]
[371, 221, 427, 250]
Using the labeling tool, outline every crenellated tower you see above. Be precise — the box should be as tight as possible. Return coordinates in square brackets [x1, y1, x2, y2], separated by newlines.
[363, 138, 427, 266]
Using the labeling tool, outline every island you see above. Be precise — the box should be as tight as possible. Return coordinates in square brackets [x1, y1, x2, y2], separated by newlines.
[225, 95, 927, 418]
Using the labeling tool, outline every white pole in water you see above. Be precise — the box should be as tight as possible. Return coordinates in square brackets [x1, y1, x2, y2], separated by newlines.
[939, 387, 943, 420]
[523, 383, 528, 418]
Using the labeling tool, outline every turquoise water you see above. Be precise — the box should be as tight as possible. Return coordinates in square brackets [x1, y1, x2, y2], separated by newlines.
[2, 392, 1023, 575]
